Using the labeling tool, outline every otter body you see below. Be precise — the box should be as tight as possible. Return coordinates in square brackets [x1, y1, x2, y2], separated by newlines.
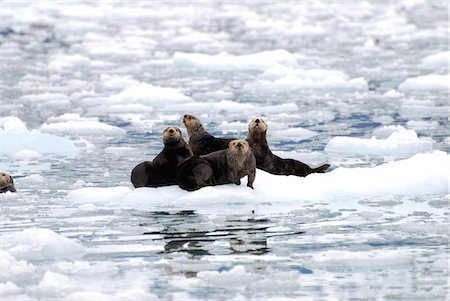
[182, 114, 235, 156]
[0, 172, 16, 193]
[131, 127, 193, 188]
[178, 139, 256, 191]
[246, 118, 330, 176]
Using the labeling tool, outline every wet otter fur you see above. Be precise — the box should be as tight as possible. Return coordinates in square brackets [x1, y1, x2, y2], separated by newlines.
[178, 139, 256, 191]
[246, 117, 330, 176]
[0, 172, 16, 193]
[131, 127, 193, 188]
[182, 114, 236, 156]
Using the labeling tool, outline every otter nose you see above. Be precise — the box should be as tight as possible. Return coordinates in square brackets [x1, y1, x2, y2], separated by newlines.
[255, 119, 260, 123]
[168, 128, 174, 133]
[236, 142, 242, 148]
[183, 114, 187, 119]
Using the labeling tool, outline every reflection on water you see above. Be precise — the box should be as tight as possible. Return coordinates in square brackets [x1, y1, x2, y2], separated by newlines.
[142, 211, 304, 256]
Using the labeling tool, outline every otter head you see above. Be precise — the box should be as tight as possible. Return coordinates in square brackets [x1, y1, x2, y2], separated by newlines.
[229, 139, 250, 155]
[182, 114, 203, 135]
[248, 117, 268, 134]
[163, 127, 182, 145]
[0, 172, 16, 193]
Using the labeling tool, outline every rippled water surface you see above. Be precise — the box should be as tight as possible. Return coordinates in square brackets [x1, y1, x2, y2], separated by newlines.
[1, 1, 449, 300]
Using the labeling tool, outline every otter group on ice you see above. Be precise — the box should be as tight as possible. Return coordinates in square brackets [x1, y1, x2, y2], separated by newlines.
[131, 114, 330, 191]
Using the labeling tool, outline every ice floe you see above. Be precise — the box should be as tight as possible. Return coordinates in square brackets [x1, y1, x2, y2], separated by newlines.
[173, 49, 298, 71]
[245, 65, 368, 91]
[67, 151, 448, 215]
[325, 126, 433, 157]
[421, 51, 450, 70]
[41, 114, 126, 136]
[0, 228, 86, 260]
[0, 116, 78, 155]
[108, 82, 193, 105]
[399, 74, 449, 91]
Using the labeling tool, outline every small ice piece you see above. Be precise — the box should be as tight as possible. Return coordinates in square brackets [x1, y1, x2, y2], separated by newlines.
[11, 150, 42, 161]
[0, 250, 36, 283]
[1, 116, 78, 155]
[399, 74, 449, 91]
[38, 271, 70, 292]
[40, 120, 126, 136]
[0, 116, 28, 132]
[421, 51, 450, 70]
[109, 83, 192, 105]
[325, 126, 432, 157]
[173, 49, 299, 71]
[0, 228, 86, 260]
[245, 65, 368, 91]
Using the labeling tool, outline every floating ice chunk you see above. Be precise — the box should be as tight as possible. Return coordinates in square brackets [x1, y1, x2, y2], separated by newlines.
[166, 31, 226, 52]
[421, 51, 450, 70]
[63, 289, 159, 301]
[271, 127, 318, 142]
[99, 75, 139, 92]
[325, 127, 432, 157]
[197, 266, 259, 289]
[0, 116, 28, 132]
[11, 150, 42, 161]
[173, 49, 298, 71]
[406, 120, 439, 131]
[0, 250, 35, 283]
[171, 100, 299, 115]
[67, 151, 448, 215]
[0, 228, 86, 261]
[383, 89, 404, 98]
[46, 113, 96, 123]
[217, 121, 247, 134]
[20, 93, 71, 107]
[372, 125, 408, 139]
[311, 249, 412, 268]
[246, 65, 368, 91]
[108, 83, 192, 105]
[1, 117, 78, 155]
[399, 99, 448, 119]
[49, 54, 91, 71]
[40, 120, 126, 136]
[38, 271, 70, 292]
[399, 74, 449, 91]
[0, 281, 23, 296]
[68, 187, 131, 203]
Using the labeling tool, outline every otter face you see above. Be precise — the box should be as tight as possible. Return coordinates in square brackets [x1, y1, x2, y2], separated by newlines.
[182, 114, 202, 130]
[248, 117, 267, 133]
[163, 127, 182, 145]
[0, 172, 16, 193]
[229, 139, 250, 154]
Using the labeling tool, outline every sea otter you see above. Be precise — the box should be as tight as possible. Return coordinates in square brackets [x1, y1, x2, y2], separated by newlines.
[0, 172, 16, 193]
[178, 139, 256, 191]
[131, 127, 193, 188]
[182, 114, 236, 156]
[246, 117, 330, 176]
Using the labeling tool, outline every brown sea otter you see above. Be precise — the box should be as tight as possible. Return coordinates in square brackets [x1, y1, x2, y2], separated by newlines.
[246, 117, 330, 176]
[0, 172, 16, 193]
[178, 139, 256, 191]
[131, 127, 193, 188]
[182, 114, 236, 156]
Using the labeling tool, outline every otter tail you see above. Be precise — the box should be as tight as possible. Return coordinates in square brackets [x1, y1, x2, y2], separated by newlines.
[312, 164, 331, 174]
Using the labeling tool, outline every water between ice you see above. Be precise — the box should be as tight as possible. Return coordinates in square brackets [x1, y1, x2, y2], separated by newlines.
[1, 1, 449, 300]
